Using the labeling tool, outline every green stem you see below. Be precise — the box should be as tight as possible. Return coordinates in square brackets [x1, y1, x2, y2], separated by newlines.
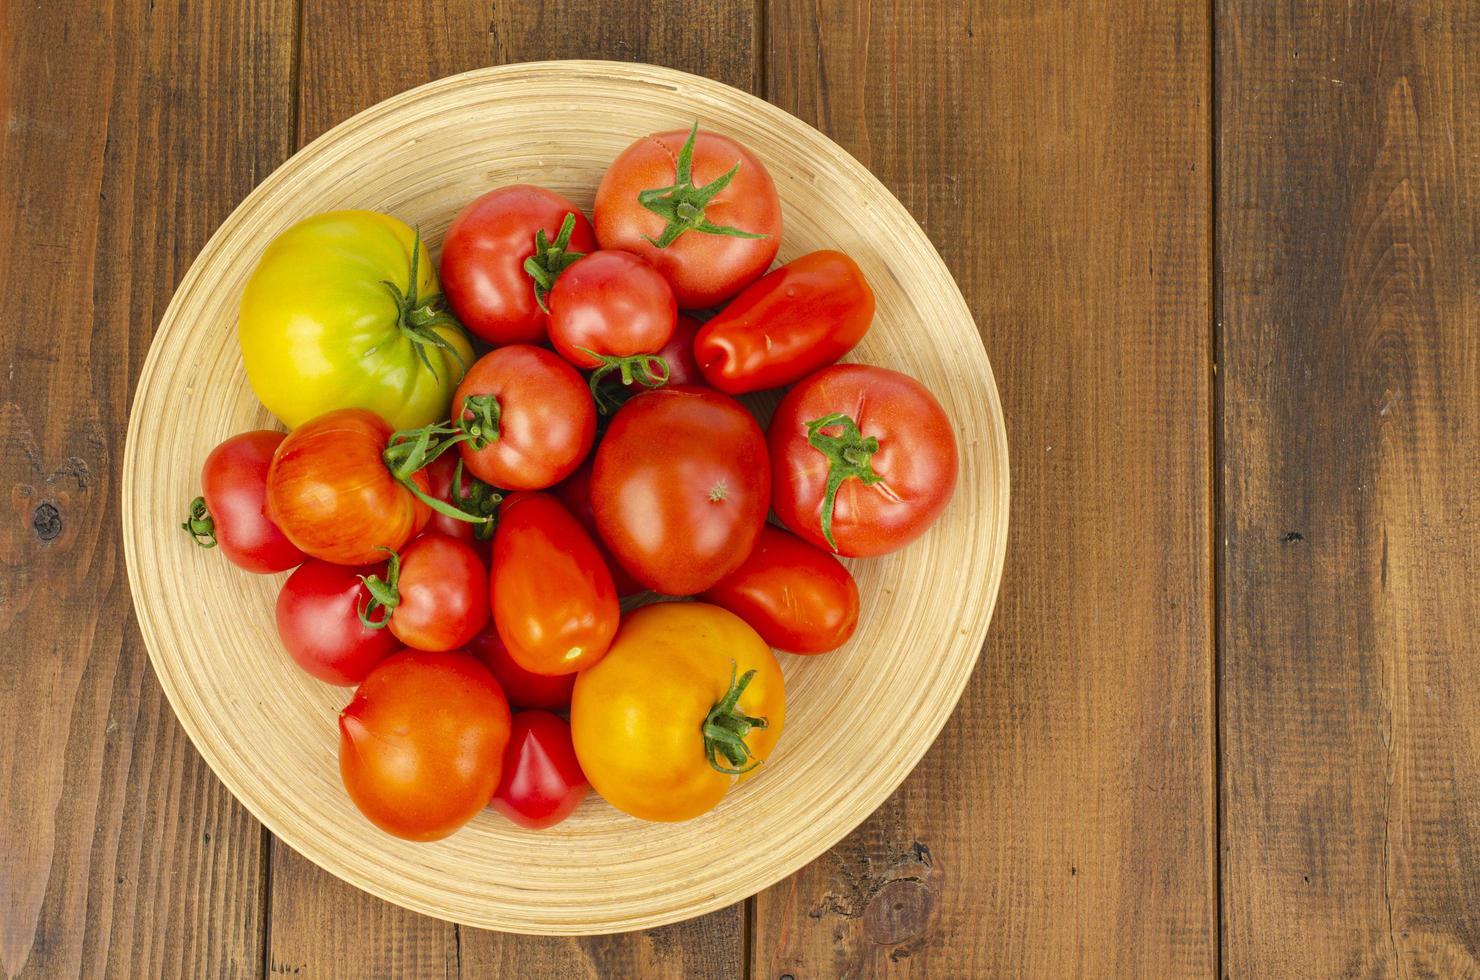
[523, 212, 587, 312]
[180, 496, 216, 549]
[356, 547, 401, 629]
[637, 123, 771, 248]
[702, 661, 770, 775]
[379, 227, 470, 380]
[804, 412, 883, 552]
[382, 398, 504, 524]
[581, 348, 671, 415]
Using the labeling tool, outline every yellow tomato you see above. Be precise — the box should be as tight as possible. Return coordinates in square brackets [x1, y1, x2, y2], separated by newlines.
[571, 602, 785, 822]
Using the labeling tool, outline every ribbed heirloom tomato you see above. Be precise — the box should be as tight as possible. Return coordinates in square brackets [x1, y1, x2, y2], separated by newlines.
[182, 430, 306, 573]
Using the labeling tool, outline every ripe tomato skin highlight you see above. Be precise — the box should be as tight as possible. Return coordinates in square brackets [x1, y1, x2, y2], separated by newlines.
[695, 251, 875, 395]
[592, 387, 770, 596]
[275, 559, 401, 685]
[770, 364, 959, 557]
[594, 129, 781, 309]
[468, 623, 576, 710]
[548, 250, 677, 370]
[550, 457, 645, 598]
[700, 524, 860, 653]
[453, 346, 596, 491]
[195, 430, 306, 573]
[385, 533, 490, 652]
[491, 492, 618, 676]
[491, 711, 589, 830]
[338, 650, 511, 842]
[439, 185, 595, 346]
[266, 408, 430, 565]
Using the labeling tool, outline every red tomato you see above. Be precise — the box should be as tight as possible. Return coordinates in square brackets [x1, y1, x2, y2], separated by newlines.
[468, 623, 576, 710]
[452, 345, 596, 491]
[594, 125, 781, 309]
[184, 430, 307, 573]
[700, 524, 860, 653]
[548, 250, 676, 371]
[491, 711, 589, 830]
[439, 185, 596, 345]
[339, 650, 511, 841]
[696, 251, 875, 394]
[266, 409, 431, 565]
[550, 457, 645, 597]
[592, 387, 770, 595]
[421, 453, 500, 545]
[770, 365, 958, 557]
[654, 314, 705, 387]
[359, 532, 489, 652]
[276, 559, 401, 685]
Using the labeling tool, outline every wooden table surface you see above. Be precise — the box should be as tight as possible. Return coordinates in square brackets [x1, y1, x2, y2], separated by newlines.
[3, 0, 1477, 977]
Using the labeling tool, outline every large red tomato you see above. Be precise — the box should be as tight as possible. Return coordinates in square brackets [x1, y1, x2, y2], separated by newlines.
[276, 559, 401, 685]
[769, 364, 958, 557]
[184, 430, 306, 573]
[439, 185, 595, 345]
[594, 125, 781, 309]
[467, 623, 576, 711]
[592, 387, 770, 595]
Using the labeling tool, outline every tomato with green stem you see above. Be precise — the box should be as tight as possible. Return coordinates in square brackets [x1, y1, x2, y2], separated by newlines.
[182, 430, 306, 573]
[275, 559, 401, 685]
[491, 711, 589, 830]
[357, 532, 489, 652]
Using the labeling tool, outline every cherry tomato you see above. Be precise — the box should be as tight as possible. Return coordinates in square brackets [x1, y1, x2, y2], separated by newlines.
[183, 430, 307, 573]
[452, 346, 596, 491]
[421, 453, 500, 547]
[770, 364, 958, 557]
[359, 532, 489, 652]
[468, 623, 576, 710]
[275, 559, 401, 685]
[594, 125, 781, 309]
[491, 492, 618, 675]
[339, 650, 511, 841]
[700, 524, 860, 653]
[696, 251, 875, 394]
[491, 711, 589, 830]
[550, 457, 645, 597]
[592, 387, 770, 595]
[548, 250, 676, 373]
[440, 185, 595, 345]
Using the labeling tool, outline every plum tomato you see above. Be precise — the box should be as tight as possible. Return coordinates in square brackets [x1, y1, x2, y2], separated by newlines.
[491, 711, 589, 830]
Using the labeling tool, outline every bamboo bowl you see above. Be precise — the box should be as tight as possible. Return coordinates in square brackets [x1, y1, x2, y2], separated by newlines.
[121, 61, 1009, 934]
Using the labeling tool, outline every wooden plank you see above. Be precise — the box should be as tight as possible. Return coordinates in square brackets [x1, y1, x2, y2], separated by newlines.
[1218, 2, 1480, 975]
[268, 3, 757, 975]
[756, 0, 1216, 975]
[0, 0, 295, 977]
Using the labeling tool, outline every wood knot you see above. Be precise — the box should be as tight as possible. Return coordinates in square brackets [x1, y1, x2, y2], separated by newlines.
[32, 502, 61, 540]
[863, 877, 934, 946]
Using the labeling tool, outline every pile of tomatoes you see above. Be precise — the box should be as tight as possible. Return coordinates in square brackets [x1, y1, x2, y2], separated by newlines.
[184, 124, 958, 842]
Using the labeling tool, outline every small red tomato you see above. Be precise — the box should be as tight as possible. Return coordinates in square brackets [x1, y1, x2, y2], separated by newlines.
[595, 125, 781, 309]
[339, 650, 511, 841]
[696, 251, 875, 394]
[491, 711, 589, 830]
[360, 532, 489, 652]
[700, 524, 860, 653]
[550, 457, 645, 597]
[492, 492, 618, 676]
[184, 430, 307, 573]
[453, 346, 596, 491]
[652, 314, 706, 387]
[468, 623, 576, 710]
[548, 250, 676, 373]
[276, 559, 401, 685]
[439, 185, 596, 345]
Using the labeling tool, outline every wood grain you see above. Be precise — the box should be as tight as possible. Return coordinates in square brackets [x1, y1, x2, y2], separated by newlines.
[757, 0, 1217, 975]
[0, 0, 294, 977]
[1218, 2, 1480, 976]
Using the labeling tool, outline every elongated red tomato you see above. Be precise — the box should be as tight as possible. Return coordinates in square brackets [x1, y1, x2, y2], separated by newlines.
[700, 525, 860, 653]
[359, 532, 489, 652]
[276, 559, 400, 685]
[695, 251, 875, 394]
[592, 387, 770, 595]
[769, 365, 958, 557]
[184, 430, 307, 573]
[491, 711, 589, 830]
[550, 457, 644, 597]
[468, 623, 576, 710]
[491, 492, 618, 675]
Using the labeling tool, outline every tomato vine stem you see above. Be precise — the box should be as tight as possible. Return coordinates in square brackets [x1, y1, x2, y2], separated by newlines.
[804, 412, 883, 551]
[523, 212, 587, 312]
[180, 496, 217, 548]
[382, 399, 505, 525]
[637, 123, 771, 248]
[702, 660, 769, 775]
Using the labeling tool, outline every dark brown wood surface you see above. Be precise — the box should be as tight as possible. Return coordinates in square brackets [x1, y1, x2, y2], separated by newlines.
[2, 0, 1477, 977]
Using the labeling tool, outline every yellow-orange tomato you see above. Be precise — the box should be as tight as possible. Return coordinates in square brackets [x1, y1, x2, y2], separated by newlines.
[570, 602, 785, 822]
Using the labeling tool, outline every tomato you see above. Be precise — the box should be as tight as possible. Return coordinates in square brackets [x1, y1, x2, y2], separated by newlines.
[420, 453, 500, 547]
[696, 251, 875, 394]
[491, 711, 589, 830]
[571, 603, 784, 822]
[770, 365, 958, 557]
[339, 650, 511, 841]
[266, 409, 433, 564]
[182, 430, 306, 573]
[700, 524, 860, 653]
[440, 185, 596, 346]
[468, 623, 576, 710]
[452, 346, 596, 491]
[550, 457, 644, 597]
[549, 249, 676, 370]
[275, 559, 401, 685]
[359, 532, 489, 652]
[594, 125, 781, 309]
[491, 492, 618, 675]
[653, 314, 705, 387]
[592, 387, 770, 595]
[239, 210, 473, 430]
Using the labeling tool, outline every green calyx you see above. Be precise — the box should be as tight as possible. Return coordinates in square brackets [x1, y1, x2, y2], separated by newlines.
[356, 547, 401, 630]
[523, 212, 587, 313]
[382, 397, 505, 525]
[181, 496, 216, 548]
[447, 459, 502, 541]
[805, 412, 883, 552]
[379, 228, 468, 381]
[702, 660, 770, 775]
[581, 347, 671, 415]
[638, 123, 770, 249]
